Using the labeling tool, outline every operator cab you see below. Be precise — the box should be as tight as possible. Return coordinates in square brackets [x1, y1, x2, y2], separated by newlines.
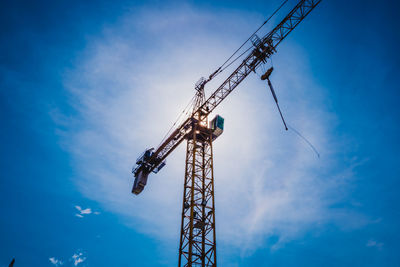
[210, 115, 224, 140]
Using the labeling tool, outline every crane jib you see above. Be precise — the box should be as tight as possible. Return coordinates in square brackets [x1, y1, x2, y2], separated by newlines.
[134, 0, 322, 179]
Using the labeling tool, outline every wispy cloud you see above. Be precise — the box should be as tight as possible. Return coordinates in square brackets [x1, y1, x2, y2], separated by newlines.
[50, 251, 86, 266]
[74, 205, 100, 218]
[59, 4, 369, 255]
[75, 205, 92, 214]
[72, 252, 86, 266]
[366, 239, 384, 250]
[49, 257, 63, 266]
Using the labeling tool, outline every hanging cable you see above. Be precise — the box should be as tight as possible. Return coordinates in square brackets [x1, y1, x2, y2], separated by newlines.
[219, 45, 253, 73]
[288, 125, 320, 158]
[214, 0, 288, 76]
[157, 94, 196, 148]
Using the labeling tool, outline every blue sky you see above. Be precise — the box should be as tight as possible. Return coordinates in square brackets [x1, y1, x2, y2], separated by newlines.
[1, 0, 400, 266]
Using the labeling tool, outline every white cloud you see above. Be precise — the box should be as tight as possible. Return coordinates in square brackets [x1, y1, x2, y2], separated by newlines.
[75, 205, 92, 214]
[75, 205, 100, 218]
[59, 3, 369, 256]
[72, 252, 86, 266]
[366, 239, 384, 249]
[50, 252, 86, 266]
[49, 257, 63, 266]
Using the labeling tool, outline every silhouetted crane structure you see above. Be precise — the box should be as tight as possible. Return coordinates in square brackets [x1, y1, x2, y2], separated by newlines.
[131, 1, 321, 266]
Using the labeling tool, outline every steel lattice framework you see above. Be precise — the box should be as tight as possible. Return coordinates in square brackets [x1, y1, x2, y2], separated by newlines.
[178, 121, 217, 267]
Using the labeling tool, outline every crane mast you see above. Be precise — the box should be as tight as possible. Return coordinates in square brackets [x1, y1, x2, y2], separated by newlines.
[131, 0, 321, 266]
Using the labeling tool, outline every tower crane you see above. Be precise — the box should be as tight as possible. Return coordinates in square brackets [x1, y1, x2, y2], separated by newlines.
[131, 0, 321, 266]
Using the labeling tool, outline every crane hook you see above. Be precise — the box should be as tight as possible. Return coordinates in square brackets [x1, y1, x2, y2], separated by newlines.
[261, 67, 288, 131]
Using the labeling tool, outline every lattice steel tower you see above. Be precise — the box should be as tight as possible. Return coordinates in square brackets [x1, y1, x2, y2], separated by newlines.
[178, 81, 217, 266]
